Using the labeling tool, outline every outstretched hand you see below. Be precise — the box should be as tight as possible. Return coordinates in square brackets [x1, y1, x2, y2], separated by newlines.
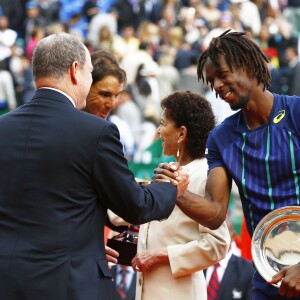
[268, 263, 300, 298]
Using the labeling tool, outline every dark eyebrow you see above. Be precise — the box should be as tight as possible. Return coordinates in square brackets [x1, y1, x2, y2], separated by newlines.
[98, 90, 112, 95]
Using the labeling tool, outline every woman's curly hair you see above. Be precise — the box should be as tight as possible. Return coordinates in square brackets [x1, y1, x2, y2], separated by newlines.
[161, 91, 216, 160]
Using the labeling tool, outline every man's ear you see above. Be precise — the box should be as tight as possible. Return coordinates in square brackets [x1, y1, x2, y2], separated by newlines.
[70, 61, 79, 84]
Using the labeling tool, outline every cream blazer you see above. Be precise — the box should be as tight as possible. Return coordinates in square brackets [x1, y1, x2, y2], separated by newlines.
[135, 158, 230, 300]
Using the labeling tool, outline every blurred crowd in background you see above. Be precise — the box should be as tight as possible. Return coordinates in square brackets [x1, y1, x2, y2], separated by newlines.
[0, 0, 300, 213]
[1, 0, 299, 271]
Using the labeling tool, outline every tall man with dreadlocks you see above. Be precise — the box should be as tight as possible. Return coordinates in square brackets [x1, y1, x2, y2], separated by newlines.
[152, 29, 300, 299]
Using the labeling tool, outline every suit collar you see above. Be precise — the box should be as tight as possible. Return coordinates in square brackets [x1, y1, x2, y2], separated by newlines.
[31, 88, 75, 107]
[39, 87, 76, 107]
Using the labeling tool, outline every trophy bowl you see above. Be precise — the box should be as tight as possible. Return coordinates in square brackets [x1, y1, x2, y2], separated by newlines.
[251, 206, 300, 287]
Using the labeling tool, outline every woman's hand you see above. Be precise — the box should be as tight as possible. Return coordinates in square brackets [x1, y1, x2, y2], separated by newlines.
[131, 248, 169, 273]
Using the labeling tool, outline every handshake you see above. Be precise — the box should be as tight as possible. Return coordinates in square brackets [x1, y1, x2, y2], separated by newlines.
[105, 162, 190, 266]
[152, 162, 190, 198]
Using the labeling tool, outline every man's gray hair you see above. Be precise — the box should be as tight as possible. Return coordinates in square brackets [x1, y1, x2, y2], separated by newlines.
[32, 32, 87, 81]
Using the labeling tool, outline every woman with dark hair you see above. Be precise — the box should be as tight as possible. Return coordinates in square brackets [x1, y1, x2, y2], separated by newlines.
[131, 91, 230, 300]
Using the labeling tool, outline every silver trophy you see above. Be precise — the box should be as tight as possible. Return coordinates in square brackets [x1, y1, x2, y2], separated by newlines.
[252, 206, 300, 287]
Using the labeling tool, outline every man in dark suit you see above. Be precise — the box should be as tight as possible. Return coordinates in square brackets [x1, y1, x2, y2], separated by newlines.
[206, 253, 255, 300]
[205, 216, 255, 300]
[111, 264, 136, 300]
[0, 32, 189, 300]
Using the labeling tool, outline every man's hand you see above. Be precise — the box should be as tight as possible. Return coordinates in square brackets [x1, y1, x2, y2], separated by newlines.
[153, 162, 189, 197]
[105, 245, 119, 265]
[153, 162, 180, 184]
[176, 165, 189, 197]
[268, 262, 300, 298]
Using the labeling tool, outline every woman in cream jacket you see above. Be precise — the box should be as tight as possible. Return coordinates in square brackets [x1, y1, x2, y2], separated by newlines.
[132, 91, 230, 300]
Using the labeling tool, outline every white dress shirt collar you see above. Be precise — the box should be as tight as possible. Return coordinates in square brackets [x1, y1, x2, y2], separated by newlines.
[39, 87, 76, 107]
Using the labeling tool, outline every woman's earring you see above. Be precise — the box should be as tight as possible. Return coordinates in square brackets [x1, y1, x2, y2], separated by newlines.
[176, 140, 180, 158]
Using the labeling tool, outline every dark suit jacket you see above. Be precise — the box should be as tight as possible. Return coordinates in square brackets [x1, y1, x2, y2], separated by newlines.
[0, 89, 177, 300]
[217, 255, 254, 300]
[111, 265, 136, 300]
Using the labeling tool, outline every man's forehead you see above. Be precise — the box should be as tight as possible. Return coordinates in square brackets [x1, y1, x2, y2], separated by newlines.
[206, 54, 227, 68]
[204, 54, 230, 81]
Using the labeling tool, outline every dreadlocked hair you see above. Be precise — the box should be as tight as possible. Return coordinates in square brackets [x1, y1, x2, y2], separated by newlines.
[197, 29, 271, 91]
